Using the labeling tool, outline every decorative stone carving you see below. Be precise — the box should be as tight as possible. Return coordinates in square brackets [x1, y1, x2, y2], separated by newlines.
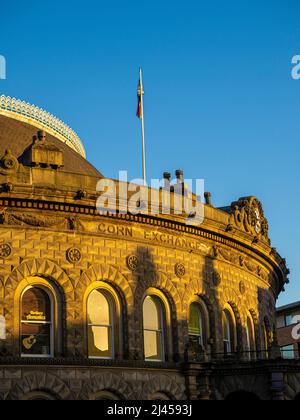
[230, 196, 270, 243]
[0, 243, 11, 258]
[186, 336, 206, 363]
[243, 259, 257, 273]
[211, 245, 269, 282]
[213, 246, 238, 265]
[127, 255, 139, 272]
[0, 149, 19, 174]
[21, 130, 64, 169]
[212, 245, 219, 258]
[67, 216, 84, 231]
[7, 213, 65, 228]
[239, 281, 246, 295]
[175, 263, 186, 278]
[66, 247, 82, 263]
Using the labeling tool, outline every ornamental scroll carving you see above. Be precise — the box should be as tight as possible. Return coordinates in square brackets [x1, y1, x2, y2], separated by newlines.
[229, 196, 270, 243]
[7, 213, 65, 228]
[212, 245, 269, 280]
[0, 210, 85, 231]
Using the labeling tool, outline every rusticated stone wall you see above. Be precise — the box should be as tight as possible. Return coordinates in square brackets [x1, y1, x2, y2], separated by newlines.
[0, 214, 277, 361]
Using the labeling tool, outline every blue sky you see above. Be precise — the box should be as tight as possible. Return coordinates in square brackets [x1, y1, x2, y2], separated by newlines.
[1, 0, 299, 305]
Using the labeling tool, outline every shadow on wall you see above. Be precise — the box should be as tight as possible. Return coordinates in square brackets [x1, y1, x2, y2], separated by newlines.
[0, 242, 285, 400]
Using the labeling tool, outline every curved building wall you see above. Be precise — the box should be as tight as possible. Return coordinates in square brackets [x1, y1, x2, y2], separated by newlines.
[0, 114, 292, 400]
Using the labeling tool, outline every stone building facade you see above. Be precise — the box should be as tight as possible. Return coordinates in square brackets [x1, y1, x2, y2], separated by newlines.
[0, 95, 298, 400]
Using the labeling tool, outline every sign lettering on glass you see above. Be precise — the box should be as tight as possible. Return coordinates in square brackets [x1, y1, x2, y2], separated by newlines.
[26, 311, 46, 321]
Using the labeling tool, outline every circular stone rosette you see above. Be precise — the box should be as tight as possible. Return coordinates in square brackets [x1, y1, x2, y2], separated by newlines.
[0, 243, 12, 258]
[66, 247, 82, 263]
[126, 255, 139, 272]
[175, 263, 186, 278]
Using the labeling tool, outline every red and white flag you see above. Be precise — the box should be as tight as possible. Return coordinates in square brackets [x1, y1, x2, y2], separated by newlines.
[136, 73, 144, 119]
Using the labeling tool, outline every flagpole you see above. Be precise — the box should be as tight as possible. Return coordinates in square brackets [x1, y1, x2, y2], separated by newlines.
[139, 69, 147, 186]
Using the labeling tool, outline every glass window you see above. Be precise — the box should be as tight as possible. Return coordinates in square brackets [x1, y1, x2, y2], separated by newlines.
[281, 345, 295, 359]
[262, 318, 272, 359]
[188, 303, 205, 347]
[297, 343, 300, 359]
[285, 314, 294, 327]
[246, 317, 256, 359]
[21, 287, 53, 357]
[223, 311, 233, 355]
[0, 315, 6, 340]
[143, 296, 164, 361]
[87, 290, 114, 359]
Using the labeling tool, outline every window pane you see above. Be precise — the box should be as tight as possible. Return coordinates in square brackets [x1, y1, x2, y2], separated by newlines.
[144, 330, 162, 360]
[281, 345, 295, 359]
[0, 315, 6, 340]
[22, 288, 51, 322]
[88, 326, 112, 358]
[189, 304, 202, 336]
[246, 319, 251, 347]
[88, 290, 110, 326]
[223, 313, 230, 341]
[21, 323, 51, 355]
[143, 296, 160, 330]
[285, 315, 294, 327]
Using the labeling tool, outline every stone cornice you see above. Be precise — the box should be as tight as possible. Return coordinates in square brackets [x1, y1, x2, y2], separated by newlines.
[0, 195, 288, 293]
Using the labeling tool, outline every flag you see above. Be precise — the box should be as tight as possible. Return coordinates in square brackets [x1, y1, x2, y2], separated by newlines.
[136, 69, 146, 185]
[136, 76, 143, 119]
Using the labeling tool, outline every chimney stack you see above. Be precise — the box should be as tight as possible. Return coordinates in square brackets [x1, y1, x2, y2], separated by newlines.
[204, 192, 212, 206]
[176, 169, 183, 183]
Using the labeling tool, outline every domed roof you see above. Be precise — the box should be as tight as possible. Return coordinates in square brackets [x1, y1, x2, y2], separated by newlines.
[0, 96, 103, 178]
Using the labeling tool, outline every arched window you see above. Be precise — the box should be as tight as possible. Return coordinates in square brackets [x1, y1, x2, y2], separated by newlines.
[21, 287, 53, 357]
[188, 303, 205, 349]
[246, 316, 256, 360]
[21, 391, 57, 401]
[93, 391, 121, 401]
[262, 318, 271, 359]
[223, 309, 235, 355]
[87, 290, 114, 359]
[0, 315, 6, 340]
[143, 296, 165, 362]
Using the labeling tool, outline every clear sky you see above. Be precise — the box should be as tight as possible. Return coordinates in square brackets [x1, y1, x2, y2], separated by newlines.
[1, 0, 299, 306]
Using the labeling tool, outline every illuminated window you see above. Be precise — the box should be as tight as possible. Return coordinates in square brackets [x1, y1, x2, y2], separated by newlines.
[188, 303, 205, 348]
[143, 296, 164, 362]
[21, 287, 53, 357]
[0, 315, 6, 340]
[246, 316, 256, 360]
[223, 310, 235, 355]
[87, 290, 114, 359]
